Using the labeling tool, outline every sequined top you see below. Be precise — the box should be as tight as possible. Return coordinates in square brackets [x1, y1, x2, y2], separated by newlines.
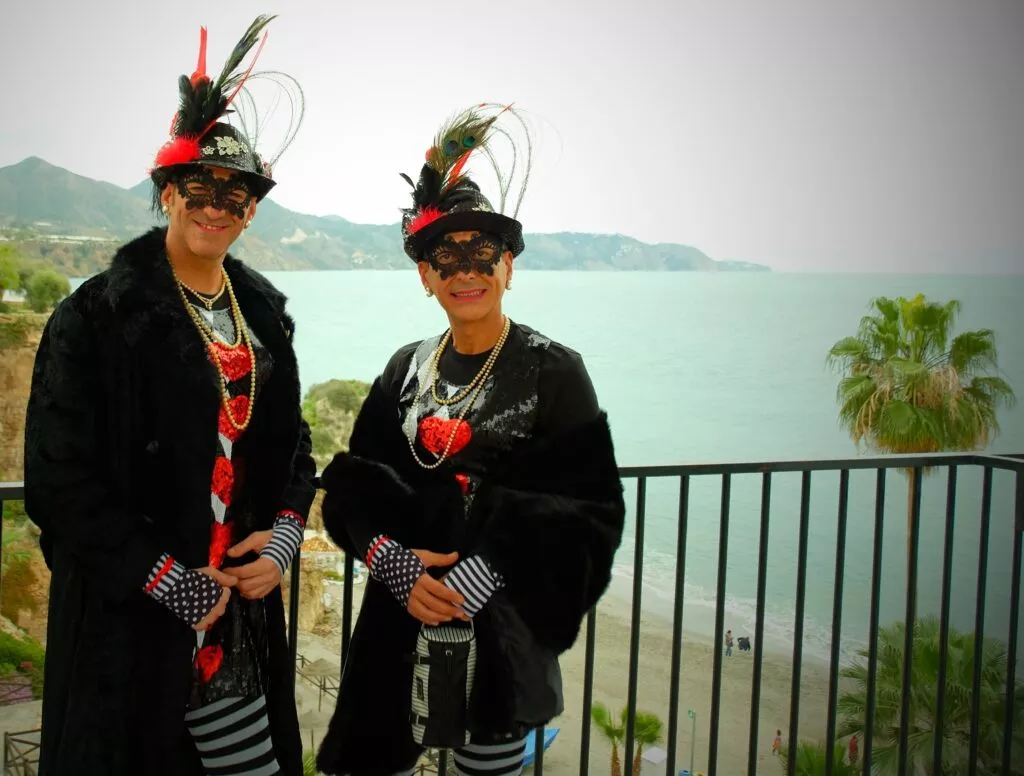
[365, 322, 600, 611]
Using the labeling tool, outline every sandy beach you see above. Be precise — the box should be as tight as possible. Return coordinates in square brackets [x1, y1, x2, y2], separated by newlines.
[296, 582, 840, 775]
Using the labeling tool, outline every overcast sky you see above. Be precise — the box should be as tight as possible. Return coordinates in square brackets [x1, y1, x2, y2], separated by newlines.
[1, 0, 1021, 272]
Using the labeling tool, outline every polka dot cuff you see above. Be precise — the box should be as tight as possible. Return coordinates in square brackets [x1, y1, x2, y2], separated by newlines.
[144, 558, 224, 627]
[366, 535, 425, 608]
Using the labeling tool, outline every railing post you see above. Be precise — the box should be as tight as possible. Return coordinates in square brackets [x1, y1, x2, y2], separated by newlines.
[824, 470, 850, 775]
[863, 468, 886, 775]
[622, 477, 647, 775]
[785, 471, 813, 776]
[708, 473, 732, 776]
[746, 471, 772, 776]
[1002, 470, 1024, 776]
[897, 467, 923, 775]
[934, 465, 958, 773]
[967, 467, 994, 776]
[288, 547, 301, 687]
[666, 475, 691, 776]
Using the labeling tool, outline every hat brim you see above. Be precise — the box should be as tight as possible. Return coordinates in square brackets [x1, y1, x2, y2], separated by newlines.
[150, 161, 276, 201]
[404, 210, 524, 261]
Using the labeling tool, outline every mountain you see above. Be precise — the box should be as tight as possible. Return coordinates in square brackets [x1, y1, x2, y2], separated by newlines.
[0, 158, 770, 274]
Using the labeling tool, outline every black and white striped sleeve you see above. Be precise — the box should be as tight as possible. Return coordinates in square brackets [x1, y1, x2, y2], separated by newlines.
[443, 554, 505, 618]
[260, 511, 306, 576]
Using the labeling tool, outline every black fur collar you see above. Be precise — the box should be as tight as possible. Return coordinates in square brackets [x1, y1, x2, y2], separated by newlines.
[101, 227, 293, 346]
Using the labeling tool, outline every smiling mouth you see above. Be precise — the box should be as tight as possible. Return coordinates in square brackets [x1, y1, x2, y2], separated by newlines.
[451, 289, 486, 300]
[194, 221, 230, 233]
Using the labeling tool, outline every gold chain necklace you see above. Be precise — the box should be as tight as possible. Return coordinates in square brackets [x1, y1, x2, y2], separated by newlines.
[170, 263, 257, 432]
[177, 277, 226, 311]
[407, 316, 512, 470]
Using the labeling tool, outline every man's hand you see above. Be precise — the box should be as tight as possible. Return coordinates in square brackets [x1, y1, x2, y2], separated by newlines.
[229, 556, 283, 600]
[227, 530, 273, 558]
[192, 566, 236, 631]
[407, 550, 468, 626]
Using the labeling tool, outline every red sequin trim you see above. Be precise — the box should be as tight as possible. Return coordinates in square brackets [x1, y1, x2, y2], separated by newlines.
[211, 456, 235, 506]
[144, 556, 174, 593]
[455, 473, 470, 495]
[366, 535, 389, 569]
[209, 520, 234, 569]
[195, 644, 224, 683]
[277, 509, 306, 527]
[418, 417, 472, 456]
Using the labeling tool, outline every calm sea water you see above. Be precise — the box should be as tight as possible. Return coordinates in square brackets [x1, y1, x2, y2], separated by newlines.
[264, 269, 1024, 665]
[74, 269, 1023, 663]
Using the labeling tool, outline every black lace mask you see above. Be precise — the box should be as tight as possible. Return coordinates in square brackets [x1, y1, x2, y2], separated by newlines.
[175, 169, 255, 220]
[425, 233, 505, 279]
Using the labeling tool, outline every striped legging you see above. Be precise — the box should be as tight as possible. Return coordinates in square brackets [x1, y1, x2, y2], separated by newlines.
[342, 735, 527, 776]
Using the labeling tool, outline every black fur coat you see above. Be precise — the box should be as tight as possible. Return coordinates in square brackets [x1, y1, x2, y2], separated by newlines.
[23, 228, 316, 776]
[315, 365, 626, 775]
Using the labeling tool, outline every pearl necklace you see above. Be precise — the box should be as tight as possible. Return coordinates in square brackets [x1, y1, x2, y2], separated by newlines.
[170, 263, 257, 432]
[407, 316, 512, 470]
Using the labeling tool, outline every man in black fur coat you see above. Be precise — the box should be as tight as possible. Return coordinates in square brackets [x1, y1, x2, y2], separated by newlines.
[316, 104, 626, 776]
[22, 17, 313, 776]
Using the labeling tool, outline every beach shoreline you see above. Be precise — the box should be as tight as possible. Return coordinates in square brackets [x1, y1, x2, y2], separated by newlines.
[298, 581, 843, 775]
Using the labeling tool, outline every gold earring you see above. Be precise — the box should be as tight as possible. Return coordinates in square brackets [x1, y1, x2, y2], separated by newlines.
[424, 287, 433, 298]
[161, 204, 169, 215]
[244, 220, 252, 229]
[505, 279, 512, 291]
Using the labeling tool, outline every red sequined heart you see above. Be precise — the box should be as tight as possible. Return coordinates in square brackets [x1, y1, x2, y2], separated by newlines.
[209, 520, 234, 569]
[208, 342, 252, 383]
[418, 417, 472, 457]
[196, 645, 224, 683]
[211, 456, 235, 506]
[218, 396, 250, 442]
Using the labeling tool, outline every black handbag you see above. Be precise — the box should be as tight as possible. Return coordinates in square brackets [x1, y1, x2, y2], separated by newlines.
[183, 595, 280, 772]
[408, 620, 477, 749]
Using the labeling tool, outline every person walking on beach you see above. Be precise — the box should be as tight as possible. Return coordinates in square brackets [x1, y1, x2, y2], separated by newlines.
[725, 629, 734, 657]
[315, 103, 626, 776]
[23, 16, 314, 775]
[772, 730, 783, 755]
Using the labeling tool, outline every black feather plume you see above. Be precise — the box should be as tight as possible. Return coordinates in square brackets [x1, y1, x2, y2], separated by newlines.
[170, 14, 276, 139]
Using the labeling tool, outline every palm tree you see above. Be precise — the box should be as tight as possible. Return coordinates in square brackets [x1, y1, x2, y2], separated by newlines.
[591, 703, 665, 776]
[837, 617, 1024, 775]
[827, 294, 1015, 561]
[592, 702, 624, 776]
[630, 711, 664, 776]
[779, 740, 860, 776]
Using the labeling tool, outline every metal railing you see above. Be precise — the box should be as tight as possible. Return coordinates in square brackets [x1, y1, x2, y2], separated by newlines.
[3, 450, 1023, 776]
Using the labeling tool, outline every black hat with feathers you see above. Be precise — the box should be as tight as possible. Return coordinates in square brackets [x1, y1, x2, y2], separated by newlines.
[149, 15, 304, 208]
[400, 103, 534, 261]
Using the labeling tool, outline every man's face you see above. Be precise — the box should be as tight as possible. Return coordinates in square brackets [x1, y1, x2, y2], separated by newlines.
[418, 230, 512, 324]
[162, 166, 258, 261]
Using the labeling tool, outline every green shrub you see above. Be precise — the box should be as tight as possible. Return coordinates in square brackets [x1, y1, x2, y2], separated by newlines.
[0, 631, 45, 698]
[24, 268, 70, 313]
